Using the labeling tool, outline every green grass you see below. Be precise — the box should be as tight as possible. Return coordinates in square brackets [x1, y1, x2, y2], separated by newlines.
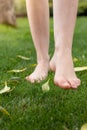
[0, 17, 87, 130]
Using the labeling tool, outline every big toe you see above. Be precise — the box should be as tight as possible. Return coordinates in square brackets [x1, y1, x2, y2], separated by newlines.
[54, 77, 71, 89]
[26, 75, 35, 83]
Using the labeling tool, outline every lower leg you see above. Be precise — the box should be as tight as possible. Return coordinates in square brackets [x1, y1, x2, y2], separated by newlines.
[26, 0, 49, 83]
[50, 0, 80, 89]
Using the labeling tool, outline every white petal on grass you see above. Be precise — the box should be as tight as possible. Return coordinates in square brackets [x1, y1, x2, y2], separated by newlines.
[42, 79, 50, 92]
[81, 123, 87, 130]
[0, 81, 15, 94]
[0, 106, 11, 117]
[74, 66, 87, 72]
[17, 55, 31, 60]
[8, 68, 27, 73]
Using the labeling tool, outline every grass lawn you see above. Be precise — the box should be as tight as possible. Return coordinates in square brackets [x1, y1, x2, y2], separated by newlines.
[0, 17, 87, 130]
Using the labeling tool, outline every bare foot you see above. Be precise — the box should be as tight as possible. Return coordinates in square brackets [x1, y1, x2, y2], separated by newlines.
[50, 48, 81, 89]
[26, 60, 49, 83]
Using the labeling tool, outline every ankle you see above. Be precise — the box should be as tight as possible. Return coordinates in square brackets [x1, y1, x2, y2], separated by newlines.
[37, 57, 50, 64]
[55, 44, 72, 54]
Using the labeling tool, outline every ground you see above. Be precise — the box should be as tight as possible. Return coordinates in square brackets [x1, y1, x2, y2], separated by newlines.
[0, 17, 87, 130]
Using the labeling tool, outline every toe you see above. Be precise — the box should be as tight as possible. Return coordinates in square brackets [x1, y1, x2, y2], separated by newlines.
[37, 79, 41, 83]
[75, 78, 81, 86]
[26, 75, 35, 83]
[54, 77, 71, 89]
[69, 78, 81, 89]
[26, 76, 29, 80]
[26, 76, 30, 81]
[34, 74, 43, 82]
[33, 75, 45, 83]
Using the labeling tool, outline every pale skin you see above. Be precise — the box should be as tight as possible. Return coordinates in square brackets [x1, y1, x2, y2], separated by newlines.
[26, 0, 81, 89]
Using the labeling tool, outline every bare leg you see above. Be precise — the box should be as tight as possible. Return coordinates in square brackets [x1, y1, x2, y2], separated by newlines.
[50, 0, 81, 89]
[26, 0, 49, 83]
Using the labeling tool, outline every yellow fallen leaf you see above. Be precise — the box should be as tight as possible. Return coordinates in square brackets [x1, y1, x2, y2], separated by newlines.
[8, 68, 27, 73]
[0, 81, 15, 94]
[0, 106, 11, 117]
[42, 79, 50, 92]
[17, 55, 31, 60]
[74, 66, 87, 72]
[73, 57, 78, 62]
[0, 81, 10, 94]
[81, 123, 87, 130]
[7, 87, 15, 93]
[30, 64, 37, 67]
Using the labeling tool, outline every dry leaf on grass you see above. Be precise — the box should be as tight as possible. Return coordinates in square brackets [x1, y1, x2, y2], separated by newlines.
[0, 81, 15, 94]
[42, 79, 50, 92]
[0, 106, 11, 118]
[81, 123, 87, 130]
[73, 57, 78, 62]
[17, 55, 31, 61]
[30, 64, 37, 67]
[10, 77, 21, 81]
[74, 66, 87, 72]
[8, 68, 27, 73]
[9, 77, 21, 84]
